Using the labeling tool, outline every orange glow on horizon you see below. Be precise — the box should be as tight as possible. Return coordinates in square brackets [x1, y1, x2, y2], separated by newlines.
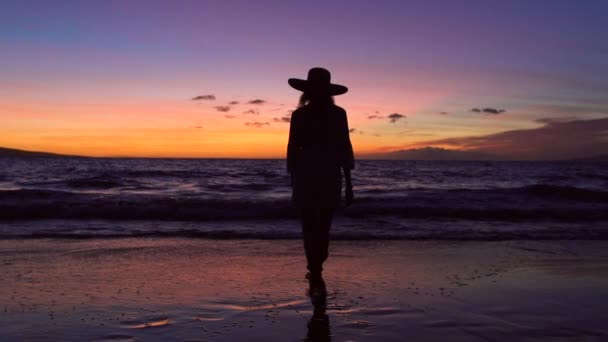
[0, 70, 542, 158]
[1, 91, 457, 157]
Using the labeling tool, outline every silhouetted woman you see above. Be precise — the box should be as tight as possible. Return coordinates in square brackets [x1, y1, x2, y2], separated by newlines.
[287, 67, 354, 287]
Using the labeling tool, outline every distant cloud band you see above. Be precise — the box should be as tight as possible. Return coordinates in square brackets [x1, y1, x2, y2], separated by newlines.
[401, 117, 608, 160]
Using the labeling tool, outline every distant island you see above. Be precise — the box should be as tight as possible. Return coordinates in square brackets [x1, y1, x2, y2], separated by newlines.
[0, 147, 82, 158]
[363, 147, 495, 161]
[363, 147, 608, 162]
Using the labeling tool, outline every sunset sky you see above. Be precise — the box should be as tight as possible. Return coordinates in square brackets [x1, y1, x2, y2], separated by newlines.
[1, 1, 607, 159]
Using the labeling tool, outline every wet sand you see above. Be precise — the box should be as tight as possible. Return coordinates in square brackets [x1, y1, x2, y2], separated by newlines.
[1, 238, 608, 341]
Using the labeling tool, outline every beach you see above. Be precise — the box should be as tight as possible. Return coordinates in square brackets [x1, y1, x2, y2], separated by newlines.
[3, 1, 608, 340]
[2, 238, 608, 341]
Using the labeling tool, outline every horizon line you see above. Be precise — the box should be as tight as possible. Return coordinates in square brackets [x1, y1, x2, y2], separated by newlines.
[1, 146, 605, 162]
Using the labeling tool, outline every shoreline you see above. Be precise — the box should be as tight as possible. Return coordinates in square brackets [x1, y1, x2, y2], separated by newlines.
[2, 238, 608, 341]
[2, 218, 607, 241]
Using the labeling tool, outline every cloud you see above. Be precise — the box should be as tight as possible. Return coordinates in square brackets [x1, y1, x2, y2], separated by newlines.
[483, 108, 506, 114]
[224, 114, 236, 119]
[534, 116, 578, 125]
[229, 101, 239, 105]
[401, 117, 608, 160]
[245, 122, 270, 128]
[471, 107, 506, 114]
[369, 113, 406, 123]
[243, 109, 259, 115]
[388, 113, 406, 123]
[273, 116, 291, 123]
[273, 111, 292, 122]
[191, 126, 203, 129]
[215, 106, 231, 112]
[440, 112, 449, 115]
[192, 94, 216, 101]
[247, 99, 266, 105]
[349, 128, 357, 133]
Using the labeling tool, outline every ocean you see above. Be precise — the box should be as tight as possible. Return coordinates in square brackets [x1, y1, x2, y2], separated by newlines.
[0, 157, 607, 240]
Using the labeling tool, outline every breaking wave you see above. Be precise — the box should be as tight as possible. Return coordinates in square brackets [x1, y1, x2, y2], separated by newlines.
[0, 185, 606, 222]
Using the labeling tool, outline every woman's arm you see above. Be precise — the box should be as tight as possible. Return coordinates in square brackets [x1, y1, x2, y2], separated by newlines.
[287, 110, 300, 188]
[341, 108, 355, 206]
[342, 111, 355, 171]
[343, 167, 353, 206]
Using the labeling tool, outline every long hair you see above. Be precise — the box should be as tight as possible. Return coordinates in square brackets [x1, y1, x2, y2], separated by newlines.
[298, 92, 334, 108]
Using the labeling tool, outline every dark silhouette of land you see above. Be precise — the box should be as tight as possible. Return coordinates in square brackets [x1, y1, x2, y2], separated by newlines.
[365, 146, 495, 161]
[0, 147, 82, 158]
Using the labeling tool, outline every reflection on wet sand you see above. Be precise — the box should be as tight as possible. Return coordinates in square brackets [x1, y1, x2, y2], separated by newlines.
[306, 275, 331, 342]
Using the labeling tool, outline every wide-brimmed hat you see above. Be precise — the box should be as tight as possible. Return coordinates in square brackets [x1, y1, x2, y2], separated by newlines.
[288, 67, 348, 96]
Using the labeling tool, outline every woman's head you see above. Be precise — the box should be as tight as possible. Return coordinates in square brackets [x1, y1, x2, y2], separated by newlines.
[298, 92, 334, 108]
[289, 67, 347, 107]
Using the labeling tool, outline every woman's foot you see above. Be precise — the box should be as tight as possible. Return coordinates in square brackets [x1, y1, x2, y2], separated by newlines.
[307, 272, 326, 296]
[306, 271, 323, 281]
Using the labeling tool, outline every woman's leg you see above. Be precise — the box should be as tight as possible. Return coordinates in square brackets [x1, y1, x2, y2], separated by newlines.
[301, 206, 335, 274]
[317, 207, 334, 268]
[301, 207, 321, 274]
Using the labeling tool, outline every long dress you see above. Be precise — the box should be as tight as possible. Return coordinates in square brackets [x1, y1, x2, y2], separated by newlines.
[287, 103, 355, 208]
